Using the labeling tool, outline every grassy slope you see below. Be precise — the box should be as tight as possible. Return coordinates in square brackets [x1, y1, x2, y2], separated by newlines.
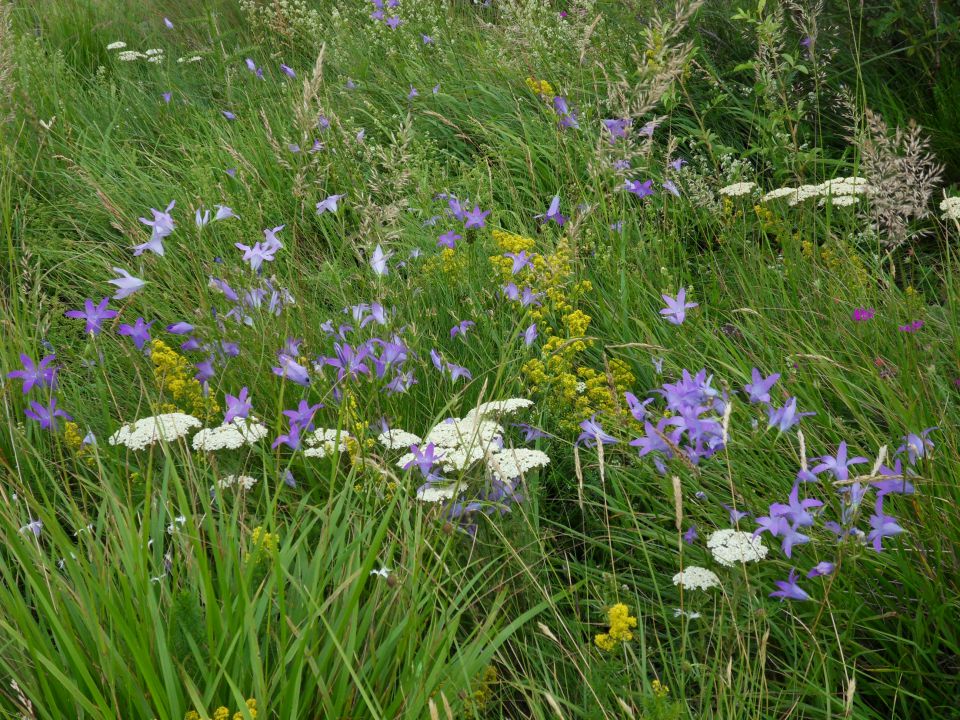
[1, 0, 959, 718]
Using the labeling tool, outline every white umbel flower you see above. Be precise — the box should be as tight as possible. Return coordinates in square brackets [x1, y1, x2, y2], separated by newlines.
[117, 50, 145, 61]
[106, 41, 127, 50]
[144, 48, 164, 56]
[672, 566, 722, 591]
[487, 448, 550, 480]
[192, 418, 268, 452]
[303, 428, 351, 458]
[940, 196, 960, 222]
[416, 484, 459, 502]
[718, 181, 756, 197]
[425, 417, 502, 450]
[707, 529, 768, 567]
[464, 398, 533, 420]
[377, 429, 422, 450]
[109, 413, 201, 450]
[217, 474, 258, 491]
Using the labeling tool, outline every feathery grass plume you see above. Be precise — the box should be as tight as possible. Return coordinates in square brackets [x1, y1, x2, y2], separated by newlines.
[846, 100, 944, 248]
[605, 0, 702, 121]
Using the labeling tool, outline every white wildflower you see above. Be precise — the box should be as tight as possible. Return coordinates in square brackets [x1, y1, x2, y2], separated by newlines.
[487, 448, 550, 480]
[109, 413, 201, 450]
[718, 181, 756, 197]
[192, 418, 268, 451]
[416, 484, 459, 502]
[106, 41, 127, 50]
[673, 607, 701, 619]
[147, 56, 164, 64]
[217, 475, 259, 491]
[144, 48, 164, 56]
[117, 50, 145, 61]
[672, 566, 722, 591]
[377, 429, 422, 450]
[819, 194, 859, 207]
[464, 398, 533, 420]
[762, 186, 801, 202]
[303, 428, 351, 458]
[940, 196, 960, 222]
[707, 529, 768, 567]
[369, 567, 392, 578]
[177, 55, 203, 63]
[425, 417, 502, 450]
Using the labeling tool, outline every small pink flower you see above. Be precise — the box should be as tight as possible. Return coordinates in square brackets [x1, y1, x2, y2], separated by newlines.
[898, 320, 924, 333]
[852, 308, 875, 321]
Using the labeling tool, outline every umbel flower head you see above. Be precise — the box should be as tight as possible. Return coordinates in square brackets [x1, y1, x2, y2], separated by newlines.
[707, 529, 768, 566]
[672, 566, 721, 591]
[109, 413, 202, 450]
[192, 418, 268, 452]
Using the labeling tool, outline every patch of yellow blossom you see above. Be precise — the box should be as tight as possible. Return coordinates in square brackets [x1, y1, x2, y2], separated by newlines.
[651, 679, 669, 698]
[251, 526, 279, 554]
[184, 699, 257, 720]
[800, 240, 869, 290]
[150, 339, 219, 420]
[422, 247, 467, 279]
[63, 421, 94, 464]
[489, 230, 635, 433]
[594, 602, 637, 652]
[525, 76, 555, 99]
[467, 665, 498, 712]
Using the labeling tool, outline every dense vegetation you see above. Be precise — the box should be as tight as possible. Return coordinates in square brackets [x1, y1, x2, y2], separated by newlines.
[1, 0, 958, 718]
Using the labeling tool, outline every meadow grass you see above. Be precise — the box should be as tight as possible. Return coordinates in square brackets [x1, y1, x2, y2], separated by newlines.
[1, 0, 959, 718]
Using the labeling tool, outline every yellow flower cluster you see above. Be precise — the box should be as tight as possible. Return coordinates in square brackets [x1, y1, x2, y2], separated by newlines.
[651, 679, 669, 698]
[800, 240, 869, 289]
[422, 247, 467, 279]
[594, 603, 637, 652]
[251, 526, 279, 553]
[150, 339, 220, 419]
[468, 665, 498, 712]
[489, 230, 636, 433]
[184, 699, 257, 720]
[63, 421, 94, 464]
[341, 392, 375, 461]
[525, 76, 554, 99]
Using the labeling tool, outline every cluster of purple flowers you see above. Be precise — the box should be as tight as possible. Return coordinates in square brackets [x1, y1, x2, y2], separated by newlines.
[552, 97, 578, 129]
[369, 0, 401, 28]
[7, 354, 71, 432]
[758, 429, 931, 601]
[742, 367, 816, 433]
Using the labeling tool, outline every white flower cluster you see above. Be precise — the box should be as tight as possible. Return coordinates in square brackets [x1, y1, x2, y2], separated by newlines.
[177, 56, 203, 64]
[392, 397, 544, 501]
[376, 429, 423, 450]
[486, 447, 550, 481]
[940, 196, 960, 222]
[416, 484, 460, 503]
[109, 413, 201, 450]
[217, 475, 258, 491]
[718, 181, 756, 197]
[303, 428, 351, 458]
[707, 529, 768, 567]
[192, 418, 268, 452]
[672, 566, 722, 591]
[465, 398, 534, 420]
[762, 176, 870, 206]
[113, 46, 165, 63]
